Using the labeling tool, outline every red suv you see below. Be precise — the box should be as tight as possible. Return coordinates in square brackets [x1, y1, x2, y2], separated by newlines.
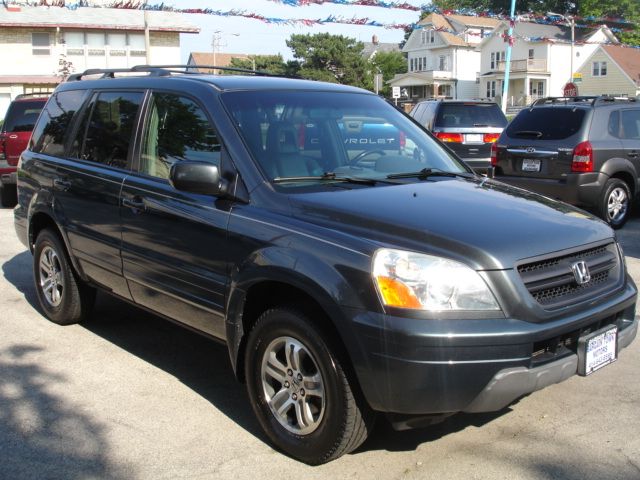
[0, 94, 48, 207]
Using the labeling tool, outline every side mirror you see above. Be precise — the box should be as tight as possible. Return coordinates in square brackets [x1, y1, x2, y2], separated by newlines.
[169, 162, 229, 196]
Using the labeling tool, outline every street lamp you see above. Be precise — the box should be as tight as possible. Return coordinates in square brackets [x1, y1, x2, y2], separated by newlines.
[211, 30, 239, 74]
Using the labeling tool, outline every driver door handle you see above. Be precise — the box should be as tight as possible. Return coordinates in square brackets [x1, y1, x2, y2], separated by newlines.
[122, 196, 146, 211]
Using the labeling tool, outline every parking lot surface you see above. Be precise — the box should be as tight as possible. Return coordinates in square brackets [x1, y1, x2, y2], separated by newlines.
[1, 206, 639, 479]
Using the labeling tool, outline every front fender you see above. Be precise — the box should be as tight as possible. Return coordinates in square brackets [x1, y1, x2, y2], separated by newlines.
[225, 246, 383, 407]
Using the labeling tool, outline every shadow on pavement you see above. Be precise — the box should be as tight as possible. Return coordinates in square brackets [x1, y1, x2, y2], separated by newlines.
[1, 250, 40, 312]
[0, 345, 130, 479]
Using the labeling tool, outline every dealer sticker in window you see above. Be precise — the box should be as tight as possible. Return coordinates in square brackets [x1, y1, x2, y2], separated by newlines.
[578, 325, 618, 376]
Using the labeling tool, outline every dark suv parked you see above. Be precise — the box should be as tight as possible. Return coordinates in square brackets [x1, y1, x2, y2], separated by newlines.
[0, 93, 48, 207]
[410, 99, 507, 174]
[14, 67, 638, 464]
[493, 96, 640, 228]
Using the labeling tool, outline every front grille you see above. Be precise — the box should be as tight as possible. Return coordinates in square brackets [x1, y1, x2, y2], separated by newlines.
[518, 243, 621, 309]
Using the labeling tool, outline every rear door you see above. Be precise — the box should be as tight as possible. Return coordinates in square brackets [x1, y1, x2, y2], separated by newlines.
[619, 108, 640, 174]
[496, 107, 589, 179]
[52, 90, 144, 299]
[120, 90, 230, 338]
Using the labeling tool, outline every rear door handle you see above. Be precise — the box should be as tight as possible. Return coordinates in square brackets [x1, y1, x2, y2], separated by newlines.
[53, 179, 71, 191]
[122, 196, 146, 211]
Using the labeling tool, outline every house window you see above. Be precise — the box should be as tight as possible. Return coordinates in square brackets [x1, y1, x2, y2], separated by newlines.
[486, 80, 496, 98]
[438, 55, 449, 71]
[87, 32, 106, 56]
[32, 33, 51, 56]
[410, 58, 414, 72]
[64, 32, 84, 56]
[593, 61, 607, 77]
[128, 33, 146, 57]
[430, 30, 436, 43]
[423, 56, 427, 70]
[528, 48, 534, 59]
[108, 33, 127, 56]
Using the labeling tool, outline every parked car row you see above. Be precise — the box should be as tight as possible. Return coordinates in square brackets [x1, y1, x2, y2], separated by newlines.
[410, 95, 640, 229]
[11, 66, 638, 464]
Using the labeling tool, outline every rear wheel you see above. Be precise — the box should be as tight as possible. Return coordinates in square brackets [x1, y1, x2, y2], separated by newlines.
[0, 184, 16, 208]
[599, 178, 631, 229]
[33, 229, 96, 325]
[244, 307, 373, 464]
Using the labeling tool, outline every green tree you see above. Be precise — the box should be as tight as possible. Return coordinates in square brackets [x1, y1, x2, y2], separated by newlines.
[227, 54, 297, 76]
[369, 51, 407, 97]
[578, 0, 640, 45]
[285, 33, 370, 88]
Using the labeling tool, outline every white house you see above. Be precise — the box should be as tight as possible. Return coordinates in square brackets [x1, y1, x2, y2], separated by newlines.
[0, 5, 199, 119]
[575, 45, 640, 98]
[389, 13, 501, 103]
[478, 21, 617, 106]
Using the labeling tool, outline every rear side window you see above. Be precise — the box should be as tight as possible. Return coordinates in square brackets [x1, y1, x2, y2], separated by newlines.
[72, 91, 144, 169]
[434, 103, 507, 128]
[139, 92, 221, 180]
[3, 100, 45, 133]
[505, 108, 587, 140]
[31, 91, 86, 157]
[621, 110, 640, 139]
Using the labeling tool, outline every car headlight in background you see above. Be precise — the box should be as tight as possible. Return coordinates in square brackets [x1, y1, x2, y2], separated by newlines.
[372, 249, 500, 311]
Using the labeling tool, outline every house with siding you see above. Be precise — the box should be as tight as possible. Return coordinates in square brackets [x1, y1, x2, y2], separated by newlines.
[575, 45, 640, 97]
[0, 5, 198, 119]
[478, 21, 617, 106]
[388, 13, 501, 104]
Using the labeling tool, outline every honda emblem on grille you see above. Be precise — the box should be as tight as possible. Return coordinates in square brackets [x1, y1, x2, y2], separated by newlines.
[571, 261, 591, 285]
[526, 147, 536, 153]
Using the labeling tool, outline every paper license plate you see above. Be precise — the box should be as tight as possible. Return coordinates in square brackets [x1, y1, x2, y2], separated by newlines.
[522, 158, 541, 172]
[578, 325, 618, 376]
[465, 134, 483, 143]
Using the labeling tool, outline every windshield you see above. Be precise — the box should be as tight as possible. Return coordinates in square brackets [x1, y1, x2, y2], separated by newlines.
[434, 103, 507, 128]
[222, 90, 468, 186]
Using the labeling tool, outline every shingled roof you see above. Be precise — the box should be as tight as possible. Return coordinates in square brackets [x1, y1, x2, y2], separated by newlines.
[603, 45, 640, 86]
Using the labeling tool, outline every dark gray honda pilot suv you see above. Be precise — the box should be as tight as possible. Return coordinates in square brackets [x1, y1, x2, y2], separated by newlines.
[13, 67, 638, 464]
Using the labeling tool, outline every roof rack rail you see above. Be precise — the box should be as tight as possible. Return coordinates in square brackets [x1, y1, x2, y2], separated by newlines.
[135, 64, 276, 76]
[15, 92, 52, 99]
[593, 95, 637, 105]
[66, 64, 277, 82]
[531, 96, 598, 106]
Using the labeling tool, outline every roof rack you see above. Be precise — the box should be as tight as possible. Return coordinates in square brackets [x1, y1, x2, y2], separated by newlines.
[66, 64, 276, 82]
[15, 92, 51, 99]
[531, 95, 637, 107]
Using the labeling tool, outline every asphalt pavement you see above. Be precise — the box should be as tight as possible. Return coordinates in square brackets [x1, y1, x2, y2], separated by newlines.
[1, 206, 639, 480]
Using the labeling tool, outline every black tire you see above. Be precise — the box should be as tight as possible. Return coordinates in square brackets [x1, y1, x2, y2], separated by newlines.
[33, 229, 96, 325]
[0, 184, 17, 208]
[598, 178, 631, 229]
[244, 307, 374, 465]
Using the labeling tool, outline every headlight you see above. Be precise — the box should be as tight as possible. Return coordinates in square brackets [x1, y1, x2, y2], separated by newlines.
[372, 249, 500, 311]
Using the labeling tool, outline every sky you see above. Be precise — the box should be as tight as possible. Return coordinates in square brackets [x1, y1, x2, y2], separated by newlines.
[171, 0, 426, 62]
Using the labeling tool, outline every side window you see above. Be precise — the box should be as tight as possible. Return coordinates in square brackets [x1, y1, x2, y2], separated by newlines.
[608, 111, 620, 138]
[140, 92, 221, 180]
[72, 91, 143, 168]
[31, 90, 87, 157]
[621, 110, 640, 140]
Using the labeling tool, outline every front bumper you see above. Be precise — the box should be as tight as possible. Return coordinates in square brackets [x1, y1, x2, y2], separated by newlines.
[348, 280, 637, 417]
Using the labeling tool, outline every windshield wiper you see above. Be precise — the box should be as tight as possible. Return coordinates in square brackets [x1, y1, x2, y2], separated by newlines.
[272, 172, 378, 185]
[514, 130, 543, 138]
[386, 168, 472, 180]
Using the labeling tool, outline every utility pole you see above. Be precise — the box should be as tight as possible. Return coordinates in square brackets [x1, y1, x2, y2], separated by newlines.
[500, 0, 517, 113]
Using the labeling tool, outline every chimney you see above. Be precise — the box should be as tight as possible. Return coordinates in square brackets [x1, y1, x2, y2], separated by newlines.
[372, 35, 379, 45]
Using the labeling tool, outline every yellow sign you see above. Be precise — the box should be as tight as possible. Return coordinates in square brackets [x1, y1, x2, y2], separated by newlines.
[573, 73, 582, 83]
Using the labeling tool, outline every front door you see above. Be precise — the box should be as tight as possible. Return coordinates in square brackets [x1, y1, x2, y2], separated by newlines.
[120, 91, 230, 338]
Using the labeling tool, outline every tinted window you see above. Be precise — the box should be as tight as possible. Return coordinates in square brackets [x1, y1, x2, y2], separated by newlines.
[31, 91, 87, 156]
[140, 93, 221, 179]
[3, 100, 46, 133]
[621, 110, 640, 140]
[434, 103, 507, 128]
[222, 90, 466, 185]
[73, 91, 143, 168]
[608, 111, 620, 137]
[505, 108, 587, 140]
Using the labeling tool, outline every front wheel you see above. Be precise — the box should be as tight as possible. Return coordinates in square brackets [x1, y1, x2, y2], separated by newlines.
[33, 229, 96, 325]
[244, 307, 373, 464]
[598, 178, 631, 229]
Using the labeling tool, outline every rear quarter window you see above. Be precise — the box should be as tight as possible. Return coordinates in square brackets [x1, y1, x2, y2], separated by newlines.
[31, 90, 87, 157]
[505, 107, 587, 140]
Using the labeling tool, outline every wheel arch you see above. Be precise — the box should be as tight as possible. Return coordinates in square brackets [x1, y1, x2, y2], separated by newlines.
[600, 157, 637, 196]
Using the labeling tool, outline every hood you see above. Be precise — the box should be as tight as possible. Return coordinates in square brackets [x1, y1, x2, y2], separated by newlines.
[289, 177, 613, 270]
